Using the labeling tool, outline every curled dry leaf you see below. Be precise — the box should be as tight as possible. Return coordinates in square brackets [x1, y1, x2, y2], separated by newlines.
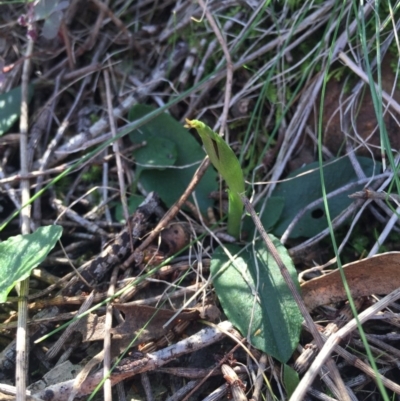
[142, 222, 191, 266]
[301, 252, 400, 311]
[160, 223, 190, 256]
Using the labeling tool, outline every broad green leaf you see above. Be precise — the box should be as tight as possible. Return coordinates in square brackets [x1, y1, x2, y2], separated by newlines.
[211, 236, 302, 362]
[0, 225, 62, 302]
[272, 156, 382, 238]
[0, 85, 34, 136]
[283, 364, 299, 398]
[242, 196, 284, 237]
[134, 136, 177, 176]
[128, 105, 217, 213]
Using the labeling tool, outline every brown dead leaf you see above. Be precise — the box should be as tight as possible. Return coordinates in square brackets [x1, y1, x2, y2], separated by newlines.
[111, 303, 220, 341]
[301, 252, 400, 311]
[77, 304, 220, 345]
[78, 313, 106, 342]
[111, 304, 200, 341]
[160, 223, 190, 256]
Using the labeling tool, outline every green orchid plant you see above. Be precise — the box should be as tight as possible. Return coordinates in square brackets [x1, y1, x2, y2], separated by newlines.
[185, 119, 244, 239]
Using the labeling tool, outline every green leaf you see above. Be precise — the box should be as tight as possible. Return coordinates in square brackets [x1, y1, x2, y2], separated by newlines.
[134, 136, 177, 177]
[272, 156, 382, 238]
[283, 364, 299, 398]
[184, 119, 245, 238]
[128, 105, 217, 213]
[0, 225, 63, 302]
[242, 196, 284, 237]
[211, 237, 302, 362]
[0, 85, 34, 136]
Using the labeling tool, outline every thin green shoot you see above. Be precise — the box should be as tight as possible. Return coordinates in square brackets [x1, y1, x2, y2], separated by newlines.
[185, 119, 245, 239]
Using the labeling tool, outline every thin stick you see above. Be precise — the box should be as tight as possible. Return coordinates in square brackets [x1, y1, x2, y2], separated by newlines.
[103, 268, 119, 401]
[104, 68, 129, 223]
[349, 189, 400, 203]
[197, 0, 233, 136]
[129, 157, 210, 262]
[16, 27, 35, 401]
